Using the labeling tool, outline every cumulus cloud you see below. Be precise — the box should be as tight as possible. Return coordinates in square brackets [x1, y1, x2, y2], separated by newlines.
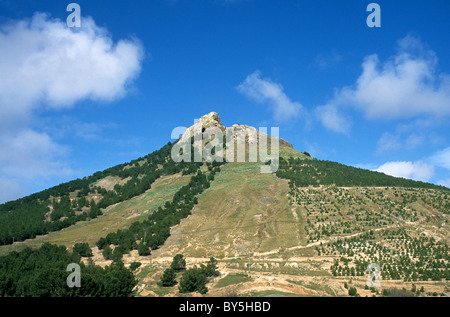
[317, 35, 450, 133]
[237, 71, 302, 122]
[375, 161, 434, 182]
[0, 13, 143, 113]
[314, 104, 351, 135]
[342, 35, 450, 119]
[0, 13, 144, 203]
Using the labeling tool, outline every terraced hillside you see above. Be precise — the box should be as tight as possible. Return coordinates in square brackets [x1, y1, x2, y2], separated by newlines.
[136, 160, 449, 297]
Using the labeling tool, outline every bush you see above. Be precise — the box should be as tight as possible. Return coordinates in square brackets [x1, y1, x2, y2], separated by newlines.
[386, 288, 416, 297]
[348, 287, 358, 296]
[201, 257, 220, 277]
[137, 243, 151, 256]
[102, 245, 113, 260]
[73, 243, 93, 257]
[171, 254, 186, 272]
[111, 247, 124, 262]
[96, 237, 107, 250]
[160, 268, 177, 287]
[178, 267, 208, 294]
[130, 262, 141, 272]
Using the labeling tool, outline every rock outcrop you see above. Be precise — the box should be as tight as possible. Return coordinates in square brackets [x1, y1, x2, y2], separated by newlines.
[179, 112, 293, 148]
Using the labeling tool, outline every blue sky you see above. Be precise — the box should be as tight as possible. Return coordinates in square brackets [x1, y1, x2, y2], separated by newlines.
[0, 0, 449, 203]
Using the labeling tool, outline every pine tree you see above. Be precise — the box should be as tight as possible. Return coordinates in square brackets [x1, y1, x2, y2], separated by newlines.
[137, 243, 151, 256]
[171, 254, 186, 272]
[160, 268, 177, 287]
[178, 267, 208, 294]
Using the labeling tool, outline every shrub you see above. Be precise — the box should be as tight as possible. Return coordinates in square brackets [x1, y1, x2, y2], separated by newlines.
[171, 254, 186, 272]
[348, 287, 358, 296]
[130, 262, 141, 272]
[178, 267, 208, 294]
[137, 243, 151, 256]
[73, 243, 93, 257]
[160, 268, 177, 287]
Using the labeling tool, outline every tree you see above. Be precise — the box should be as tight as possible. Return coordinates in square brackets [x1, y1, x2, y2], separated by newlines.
[0, 243, 137, 297]
[171, 254, 186, 272]
[178, 267, 208, 294]
[111, 247, 124, 262]
[102, 261, 137, 297]
[96, 237, 107, 250]
[73, 242, 93, 257]
[129, 262, 141, 272]
[102, 245, 113, 260]
[201, 257, 220, 277]
[160, 268, 177, 287]
[348, 287, 358, 297]
[137, 243, 151, 256]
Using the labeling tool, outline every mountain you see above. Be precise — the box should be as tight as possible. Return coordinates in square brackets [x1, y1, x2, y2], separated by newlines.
[0, 112, 449, 298]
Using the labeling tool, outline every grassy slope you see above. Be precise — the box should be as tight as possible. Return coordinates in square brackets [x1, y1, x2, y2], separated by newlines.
[0, 173, 191, 255]
[152, 161, 306, 258]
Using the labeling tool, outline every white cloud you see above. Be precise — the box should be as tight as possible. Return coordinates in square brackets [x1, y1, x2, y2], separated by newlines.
[0, 129, 70, 179]
[429, 147, 450, 170]
[318, 35, 450, 133]
[376, 133, 402, 153]
[0, 13, 144, 203]
[0, 129, 75, 203]
[376, 132, 425, 153]
[0, 13, 143, 113]
[314, 104, 351, 135]
[375, 161, 434, 182]
[237, 71, 302, 122]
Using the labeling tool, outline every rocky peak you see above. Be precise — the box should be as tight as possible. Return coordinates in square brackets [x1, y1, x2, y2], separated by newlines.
[179, 112, 293, 148]
[180, 112, 225, 142]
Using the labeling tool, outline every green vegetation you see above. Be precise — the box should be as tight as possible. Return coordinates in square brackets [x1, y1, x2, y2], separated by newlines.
[215, 273, 253, 288]
[137, 243, 151, 256]
[381, 288, 417, 297]
[0, 243, 136, 297]
[171, 254, 187, 271]
[0, 136, 227, 297]
[326, 229, 450, 281]
[177, 257, 219, 294]
[288, 185, 450, 243]
[2, 132, 449, 298]
[129, 262, 141, 272]
[348, 287, 358, 297]
[72, 242, 93, 257]
[276, 157, 449, 190]
[178, 267, 209, 294]
[160, 268, 177, 287]
[157, 255, 219, 294]
[0, 142, 204, 246]
[95, 163, 223, 259]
